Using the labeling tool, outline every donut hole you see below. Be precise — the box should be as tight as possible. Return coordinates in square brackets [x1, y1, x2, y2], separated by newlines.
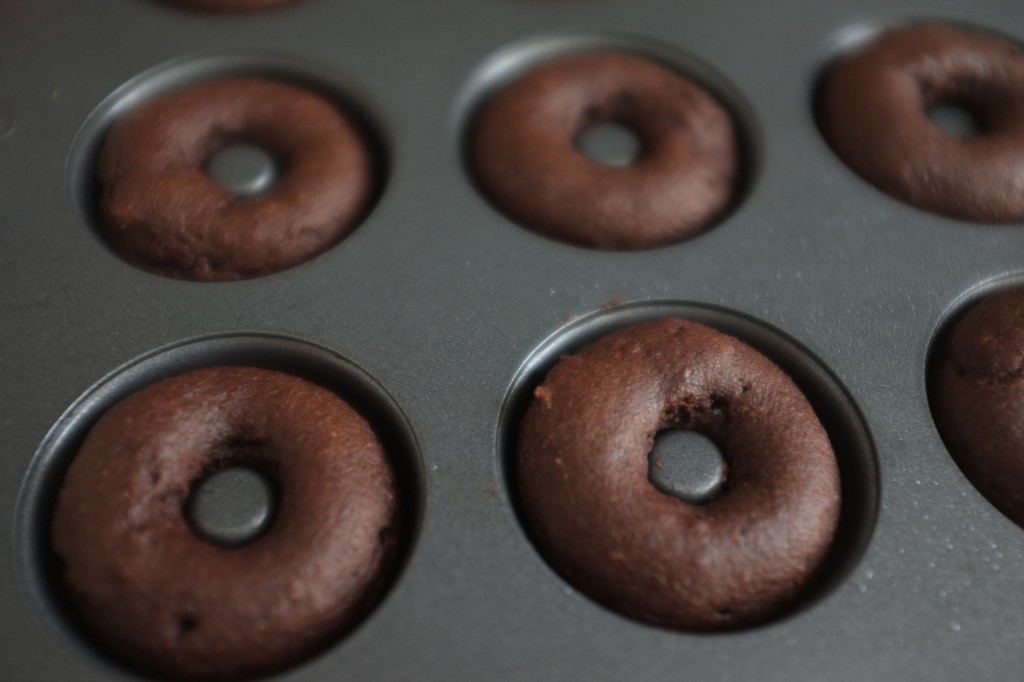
[926, 101, 983, 138]
[185, 461, 280, 548]
[648, 429, 727, 505]
[574, 121, 645, 167]
[205, 142, 281, 198]
[174, 615, 199, 639]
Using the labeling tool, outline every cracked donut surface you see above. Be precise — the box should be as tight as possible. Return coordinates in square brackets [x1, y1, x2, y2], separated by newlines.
[931, 286, 1024, 527]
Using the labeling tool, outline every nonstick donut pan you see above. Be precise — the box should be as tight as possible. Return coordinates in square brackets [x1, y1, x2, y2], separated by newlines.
[4, 0, 1024, 680]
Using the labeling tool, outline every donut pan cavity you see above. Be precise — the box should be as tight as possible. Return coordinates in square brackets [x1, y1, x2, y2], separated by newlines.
[4, 0, 1024, 680]
[15, 333, 424, 677]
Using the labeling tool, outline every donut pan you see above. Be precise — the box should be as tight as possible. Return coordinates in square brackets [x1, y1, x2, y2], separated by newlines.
[3, 0, 1024, 679]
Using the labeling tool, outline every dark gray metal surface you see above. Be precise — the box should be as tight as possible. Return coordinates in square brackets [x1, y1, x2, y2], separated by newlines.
[187, 466, 279, 547]
[3, 0, 1024, 680]
[207, 144, 280, 197]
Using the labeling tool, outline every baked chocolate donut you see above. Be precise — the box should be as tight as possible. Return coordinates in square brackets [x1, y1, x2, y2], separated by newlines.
[162, 0, 300, 13]
[930, 285, 1024, 527]
[471, 52, 739, 249]
[98, 78, 375, 281]
[51, 367, 399, 680]
[517, 318, 840, 630]
[818, 23, 1024, 221]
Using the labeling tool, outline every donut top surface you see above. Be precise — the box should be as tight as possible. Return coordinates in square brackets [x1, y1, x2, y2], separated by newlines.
[471, 51, 740, 250]
[930, 286, 1024, 528]
[818, 23, 1024, 222]
[50, 366, 400, 680]
[516, 318, 840, 630]
[97, 77, 376, 281]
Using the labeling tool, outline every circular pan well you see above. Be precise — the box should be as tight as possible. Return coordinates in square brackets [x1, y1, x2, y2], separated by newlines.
[15, 334, 423, 680]
[812, 19, 1024, 223]
[66, 51, 390, 281]
[927, 274, 1024, 530]
[455, 31, 761, 250]
[498, 301, 878, 629]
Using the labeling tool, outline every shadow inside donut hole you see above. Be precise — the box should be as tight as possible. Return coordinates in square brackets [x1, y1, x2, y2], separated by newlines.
[15, 333, 423, 679]
[925, 101, 982, 138]
[185, 458, 282, 549]
[648, 428, 727, 505]
[204, 142, 283, 198]
[66, 51, 391, 281]
[574, 121, 646, 167]
[455, 32, 762, 251]
[497, 301, 878, 631]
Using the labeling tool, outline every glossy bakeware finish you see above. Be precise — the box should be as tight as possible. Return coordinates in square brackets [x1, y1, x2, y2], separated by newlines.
[4, 1, 1024, 680]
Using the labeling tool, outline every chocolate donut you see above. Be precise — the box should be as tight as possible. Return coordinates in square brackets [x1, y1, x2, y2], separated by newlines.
[471, 52, 739, 249]
[818, 23, 1024, 221]
[51, 367, 399, 680]
[162, 0, 300, 13]
[930, 285, 1024, 527]
[98, 78, 375, 281]
[517, 318, 840, 630]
